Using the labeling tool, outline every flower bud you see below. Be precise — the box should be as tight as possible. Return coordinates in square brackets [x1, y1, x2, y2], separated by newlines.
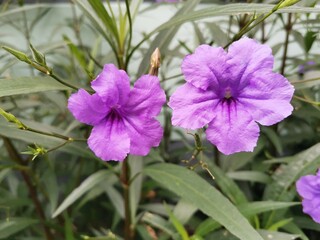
[149, 48, 161, 76]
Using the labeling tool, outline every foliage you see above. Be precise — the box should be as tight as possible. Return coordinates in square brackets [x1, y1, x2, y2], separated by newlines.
[0, 0, 320, 239]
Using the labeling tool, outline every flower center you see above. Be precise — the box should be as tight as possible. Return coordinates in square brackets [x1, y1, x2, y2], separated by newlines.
[109, 104, 122, 120]
[224, 87, 232, 99]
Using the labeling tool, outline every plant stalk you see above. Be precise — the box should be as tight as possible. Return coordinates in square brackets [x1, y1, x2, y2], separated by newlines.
[2, 137, 54, 240]
[280, 13, 293, 75]
[121, 157, 134, 240]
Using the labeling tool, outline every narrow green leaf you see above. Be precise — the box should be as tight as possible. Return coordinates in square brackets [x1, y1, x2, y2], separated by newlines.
[227, 171, 272, 184]
[165, 203, 190, 240]
[0, 117, 95, 159]
[205, 159, 248, 205]
[137, 0, 200, 75]
[264, 143, 320, 202]
[144, 163, 264, 240]
[263, 143, 320, 226]
[0, 77, 70, 97]
[141, 212, 176, 236]
[195, 201, 299, 236]
[304, 30, 317, 53]
[52, 170, 113, 218]
[0, 218, 38, 239]
[87, 0, 119, 41]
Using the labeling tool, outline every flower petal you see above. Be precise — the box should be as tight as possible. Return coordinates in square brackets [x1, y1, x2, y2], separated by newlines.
[87, 117, 130, 161]
[91, 64, 130, 106]
[296, 175, 320, 199]
[123, 115, 163, 156]
[238, 70, 294, 126]
[227, 37, 274, 91]
[68, 89, 109, 125]
[168, 83, 219, 129]
[302, 197, 320, 223]
[123, 75, 166, 117]
[181, 45, 228, 91]
[206, 101, 260, 155]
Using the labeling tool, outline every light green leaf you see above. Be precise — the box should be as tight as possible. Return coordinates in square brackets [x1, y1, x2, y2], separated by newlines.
[0, 77, 70, 97]
[137, 0, 200, 75]
[165, 203, 189, 240]
[195, 201, 299, 236]
[0, 118, 95, 159]
[144, 163, 263, 240]
[258, 229, 300, 240]
[0, 218, 38, 239]
[52, 170, 113, 218]
[227, 171, 272, 184]
[205, 159, 248, 205]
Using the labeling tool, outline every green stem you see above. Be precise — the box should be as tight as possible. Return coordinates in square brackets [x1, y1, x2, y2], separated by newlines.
[124, 0, 133, 70]
[49, 72, 79, 91]
[224, 0, 286, 49]
[280, 13, 292, 75]
[121, 157, 134, 240]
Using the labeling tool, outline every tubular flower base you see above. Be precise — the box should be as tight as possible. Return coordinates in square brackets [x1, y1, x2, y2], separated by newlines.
[168, 37, 294, 155]
[296, 171, 320, 224]
[68, 64, 166, 161]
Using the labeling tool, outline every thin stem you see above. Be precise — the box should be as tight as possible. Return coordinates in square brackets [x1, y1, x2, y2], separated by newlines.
[224, 0, 286, 49]
[294, 95, 320, 106]
[124, 0, 133, 70]
[280, 13, 292, 75]
[3, 137, 54, 240]
[49, 72, 79, 91]
[24, 126, 72, 141]
[120, 157, 134, 240]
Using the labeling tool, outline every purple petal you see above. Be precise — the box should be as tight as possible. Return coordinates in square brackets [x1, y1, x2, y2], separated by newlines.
[91, 64, 130, 106]
[168, 83, 220, 129]
[302, 197, 320, 223]
[227, 37, 274, 91]
[206, 102, 260, 155]
[123, 115, 163, 156]
[87, 117, 130, 161]
[68, 89, 109, 125]
[296, 175, 320, 199]
[123, 75, 166, 118]
[181, 45, 228, 90]
[238, 70, 294, 126]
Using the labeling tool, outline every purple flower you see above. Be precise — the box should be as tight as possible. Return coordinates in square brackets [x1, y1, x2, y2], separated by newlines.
[296, 171, 320, 223]
[168, 37, 294, 155]
[68, 64, 166, 161]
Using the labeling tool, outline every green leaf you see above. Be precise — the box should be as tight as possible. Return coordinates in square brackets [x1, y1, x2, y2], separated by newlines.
[263, 143, 320, 226]
[227, 171, 272, 184]
[52, 170, 113, 218]
[87, 0, 118, 39]
[195, 201, 299, 236]
[258, 229, 300, 240]
[137, 0, 200, 75]
[304, 30, 317, 53]
[0, 117, 95, 159]
[141, 3, 320, 46]
[165, 203, 190, 240]
[141, 212, 176, 236]
[0, 218, 38, 239]
[0, 77, 70, 97]
[144, 163, 264, 240]
[205, 160, 248, 205]
[264, 143, 320, 202]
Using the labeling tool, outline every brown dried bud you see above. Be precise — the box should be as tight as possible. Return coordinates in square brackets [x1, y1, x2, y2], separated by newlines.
[148, 48, 161, 76]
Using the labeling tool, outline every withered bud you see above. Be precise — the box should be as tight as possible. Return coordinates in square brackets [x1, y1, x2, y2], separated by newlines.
[148, 48, 161, 76]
